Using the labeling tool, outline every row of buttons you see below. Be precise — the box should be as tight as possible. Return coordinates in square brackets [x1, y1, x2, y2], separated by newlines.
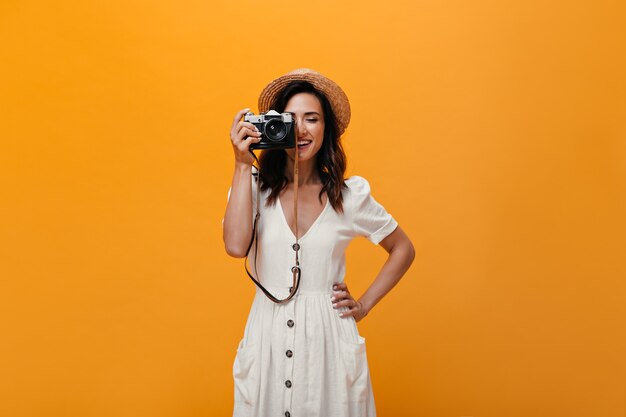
[287, 241, 298, 417]
[285, 316, 295, 416]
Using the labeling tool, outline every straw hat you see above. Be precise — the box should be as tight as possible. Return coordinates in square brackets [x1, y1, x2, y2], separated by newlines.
[257, 68, 351, 135]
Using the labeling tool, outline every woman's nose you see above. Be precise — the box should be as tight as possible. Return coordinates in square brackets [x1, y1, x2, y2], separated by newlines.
[296, 120, 308, 138]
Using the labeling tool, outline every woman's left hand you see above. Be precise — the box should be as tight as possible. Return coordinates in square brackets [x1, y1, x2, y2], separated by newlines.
[331, 282, 369, 322]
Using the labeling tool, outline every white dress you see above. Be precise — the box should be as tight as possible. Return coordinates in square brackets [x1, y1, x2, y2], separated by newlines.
[224, 172, 398, 417]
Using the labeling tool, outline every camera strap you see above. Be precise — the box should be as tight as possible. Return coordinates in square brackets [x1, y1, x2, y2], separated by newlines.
[244, 149, 301, 304]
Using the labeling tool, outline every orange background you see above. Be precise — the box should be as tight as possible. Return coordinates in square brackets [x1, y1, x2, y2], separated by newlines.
[1, 1, 625, 416]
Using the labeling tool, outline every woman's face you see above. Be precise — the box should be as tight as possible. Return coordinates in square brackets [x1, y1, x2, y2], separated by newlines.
[284, 92, 325, 163]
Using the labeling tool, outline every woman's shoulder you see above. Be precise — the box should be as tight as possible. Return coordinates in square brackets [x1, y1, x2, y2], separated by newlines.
[344, 175, 372, 194]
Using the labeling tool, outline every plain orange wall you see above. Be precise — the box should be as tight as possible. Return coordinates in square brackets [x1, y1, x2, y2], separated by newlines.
[1, 1, 625, 416]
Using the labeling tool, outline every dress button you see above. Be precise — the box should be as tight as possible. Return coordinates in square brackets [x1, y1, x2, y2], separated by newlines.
[292, 243, 300, 251]
[286, 350, 293, 358]
[285, 380, 292, 388]
[287, 319, 294, 328]
[285, 412, 291, 417]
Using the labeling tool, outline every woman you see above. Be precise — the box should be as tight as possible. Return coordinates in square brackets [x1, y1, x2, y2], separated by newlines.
[222, 68, 415, 417]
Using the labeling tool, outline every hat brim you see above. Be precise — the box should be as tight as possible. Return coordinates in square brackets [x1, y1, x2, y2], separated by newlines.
[257, 69, 351, 136]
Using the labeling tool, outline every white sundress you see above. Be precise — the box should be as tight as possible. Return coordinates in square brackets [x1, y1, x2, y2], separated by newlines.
[224, 171, 398, 417]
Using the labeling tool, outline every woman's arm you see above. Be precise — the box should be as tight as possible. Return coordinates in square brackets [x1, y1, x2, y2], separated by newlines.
[223, 162, 254, 258]
[332, 225, 415, 321]
[222, 108, 263, 258]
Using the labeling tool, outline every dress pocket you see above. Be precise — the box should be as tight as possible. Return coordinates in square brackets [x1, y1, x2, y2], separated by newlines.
[233, 337, 258, 409]
[338, 334, 369, 404]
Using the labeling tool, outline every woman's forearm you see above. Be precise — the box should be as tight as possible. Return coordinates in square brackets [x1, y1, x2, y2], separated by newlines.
[358, 239, 415, 316]
[222, 162, 254, 258]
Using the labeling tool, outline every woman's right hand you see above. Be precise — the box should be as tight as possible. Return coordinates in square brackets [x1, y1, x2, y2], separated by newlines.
[230, 108, 263, 166]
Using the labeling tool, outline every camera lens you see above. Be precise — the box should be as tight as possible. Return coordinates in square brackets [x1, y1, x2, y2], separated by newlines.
[264, 119, 287, 142]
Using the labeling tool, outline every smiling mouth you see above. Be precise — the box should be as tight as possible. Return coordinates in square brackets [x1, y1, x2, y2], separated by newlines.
[297, 140, 312, 148]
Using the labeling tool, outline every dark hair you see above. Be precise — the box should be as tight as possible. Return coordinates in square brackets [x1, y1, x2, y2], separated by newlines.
[258, 81, 348, 213]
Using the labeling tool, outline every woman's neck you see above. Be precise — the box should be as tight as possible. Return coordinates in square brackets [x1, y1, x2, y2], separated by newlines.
[284, 156, 320, 186]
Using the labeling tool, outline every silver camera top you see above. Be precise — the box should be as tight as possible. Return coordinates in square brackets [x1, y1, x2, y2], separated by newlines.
[244, 110, 293, 124]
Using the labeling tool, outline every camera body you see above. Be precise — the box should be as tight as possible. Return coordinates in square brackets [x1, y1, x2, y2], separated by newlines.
[244, 110, 296, 150]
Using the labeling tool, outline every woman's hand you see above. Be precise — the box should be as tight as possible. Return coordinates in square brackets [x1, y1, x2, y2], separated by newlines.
[230, 108, 263, 166]
[331, 282, 369, 322]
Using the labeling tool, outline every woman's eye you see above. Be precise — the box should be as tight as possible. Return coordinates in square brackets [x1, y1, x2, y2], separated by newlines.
[306, 119, 318, 122]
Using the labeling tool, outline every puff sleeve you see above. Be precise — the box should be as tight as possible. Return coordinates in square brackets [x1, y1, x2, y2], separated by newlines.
[349, 175, 398, 245]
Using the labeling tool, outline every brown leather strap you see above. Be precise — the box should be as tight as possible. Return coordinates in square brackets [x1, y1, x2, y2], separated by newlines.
[244, 148, 301, 304]
[293, 146, 300, 273]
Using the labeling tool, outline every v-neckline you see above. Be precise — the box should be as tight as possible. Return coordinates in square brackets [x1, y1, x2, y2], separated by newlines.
[277, 192, 330, 242]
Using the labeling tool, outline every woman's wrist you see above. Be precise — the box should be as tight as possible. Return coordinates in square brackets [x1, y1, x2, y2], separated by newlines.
[357, 298, 371, 317]
[234, 161, 253, 171]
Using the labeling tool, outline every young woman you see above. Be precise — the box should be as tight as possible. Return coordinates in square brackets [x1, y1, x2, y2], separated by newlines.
[223, 68, 415, 417]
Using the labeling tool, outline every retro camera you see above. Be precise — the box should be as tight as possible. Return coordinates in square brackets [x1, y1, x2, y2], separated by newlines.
[244, 110, 296, 150]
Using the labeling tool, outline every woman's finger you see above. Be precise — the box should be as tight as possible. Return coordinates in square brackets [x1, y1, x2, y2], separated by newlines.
[332, 282, 348, 292]
[232, 108, 250, 126]
[338, 304, 359, 318]
[235, 127, 261, 144]
[230, 108, 251, 136]
[340, 300, 365, 319]
[332, 298, 356, 309]
[330, 290, 349, 302]
[236, 121, 259, 133]
[237, 134, 262, 152]
[339, 309, 355, 318]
